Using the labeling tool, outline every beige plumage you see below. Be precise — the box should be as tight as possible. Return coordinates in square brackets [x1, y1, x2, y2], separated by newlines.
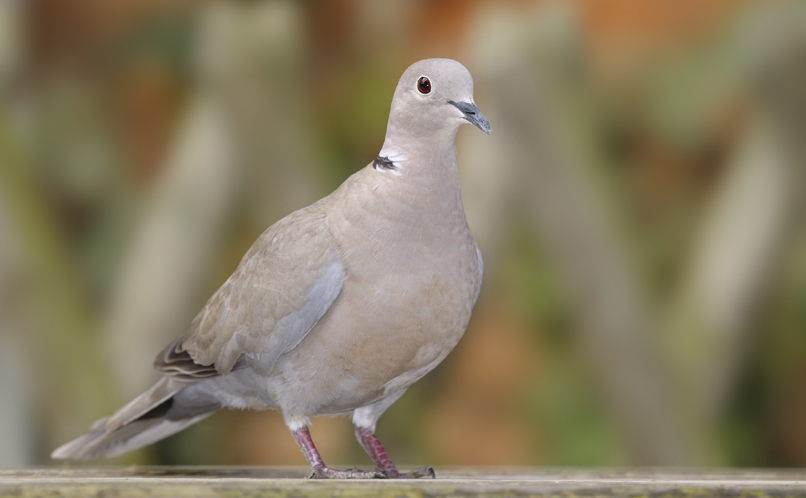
[52, 58, 490, 479]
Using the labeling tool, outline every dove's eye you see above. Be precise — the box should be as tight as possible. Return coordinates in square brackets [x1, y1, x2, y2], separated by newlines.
[417, 76, 431, 95]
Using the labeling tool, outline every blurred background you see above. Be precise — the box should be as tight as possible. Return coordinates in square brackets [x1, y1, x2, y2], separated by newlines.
[1, 0, 805, 468]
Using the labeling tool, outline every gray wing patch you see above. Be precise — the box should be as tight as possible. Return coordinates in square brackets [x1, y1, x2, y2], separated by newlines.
[221, 259, 344, 376]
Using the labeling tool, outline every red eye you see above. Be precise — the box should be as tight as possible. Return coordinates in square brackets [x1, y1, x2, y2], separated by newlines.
[417, 76, 431, 94]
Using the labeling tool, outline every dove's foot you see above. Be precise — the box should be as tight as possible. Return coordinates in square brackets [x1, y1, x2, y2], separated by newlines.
[354, 426, 436, 479]
[308, 466, 386, 479]
[292, 426, 386, 480]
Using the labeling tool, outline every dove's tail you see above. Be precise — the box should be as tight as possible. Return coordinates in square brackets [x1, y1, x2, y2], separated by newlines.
[51, 377, 221, 459]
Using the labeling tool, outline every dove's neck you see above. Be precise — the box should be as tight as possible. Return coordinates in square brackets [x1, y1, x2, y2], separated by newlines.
[378, 120, 461, 174]
[373, 126, 467, 223]
[379, 124, 461, 176]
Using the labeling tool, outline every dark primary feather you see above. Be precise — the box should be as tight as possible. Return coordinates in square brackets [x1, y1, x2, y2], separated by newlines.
[154, 336, 240, 381]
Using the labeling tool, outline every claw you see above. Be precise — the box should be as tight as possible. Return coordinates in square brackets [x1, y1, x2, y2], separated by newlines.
[404, 466, 436, 479]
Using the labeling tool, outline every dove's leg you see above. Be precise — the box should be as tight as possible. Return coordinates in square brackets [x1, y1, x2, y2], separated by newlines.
[291, 426, 384, 479]
[354, 426, 435, 479]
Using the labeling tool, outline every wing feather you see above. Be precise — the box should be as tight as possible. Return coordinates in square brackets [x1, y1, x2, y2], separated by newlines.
[154, 204, 344, 379]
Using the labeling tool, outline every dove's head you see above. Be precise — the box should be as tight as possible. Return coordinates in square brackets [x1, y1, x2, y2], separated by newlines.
[387, 59, 490, 143]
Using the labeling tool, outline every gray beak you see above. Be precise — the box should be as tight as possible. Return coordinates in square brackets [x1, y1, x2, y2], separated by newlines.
[450, 100, 491, 134]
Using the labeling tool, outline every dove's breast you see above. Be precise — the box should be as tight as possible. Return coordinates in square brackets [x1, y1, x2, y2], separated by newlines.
[266, 166, 481, 417]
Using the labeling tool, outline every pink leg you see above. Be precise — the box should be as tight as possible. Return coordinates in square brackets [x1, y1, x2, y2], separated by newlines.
[354, 426, 435, 479]
[292, 426, 383, 479]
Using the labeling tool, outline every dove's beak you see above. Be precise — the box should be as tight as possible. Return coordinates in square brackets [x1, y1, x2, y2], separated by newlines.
[450, 100, 491, 134]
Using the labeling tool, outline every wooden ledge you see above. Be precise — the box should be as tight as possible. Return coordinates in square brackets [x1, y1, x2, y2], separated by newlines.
[2, 466, 805, 497]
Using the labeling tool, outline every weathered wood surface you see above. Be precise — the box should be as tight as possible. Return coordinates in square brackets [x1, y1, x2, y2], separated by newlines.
[2, 467, 805, 497]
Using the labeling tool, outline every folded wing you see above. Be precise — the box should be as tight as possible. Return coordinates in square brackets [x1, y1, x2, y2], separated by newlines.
[156, 203, 345, 380]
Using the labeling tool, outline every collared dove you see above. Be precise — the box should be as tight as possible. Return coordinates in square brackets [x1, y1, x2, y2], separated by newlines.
[52, 58, 490, 479]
